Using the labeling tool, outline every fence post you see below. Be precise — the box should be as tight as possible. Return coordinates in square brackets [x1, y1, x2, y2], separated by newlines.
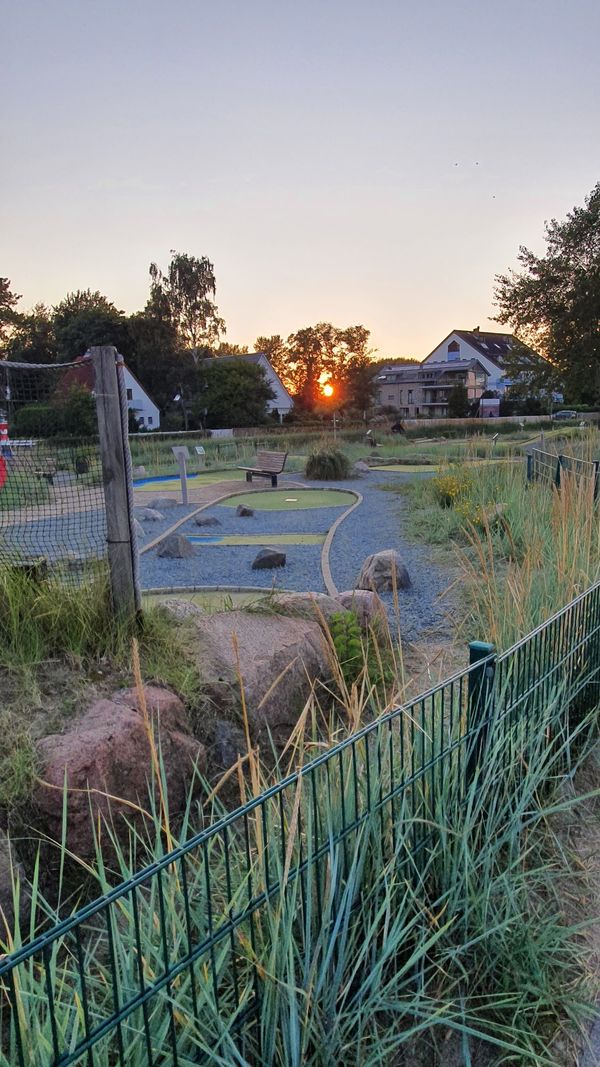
[466, 641, 496, 785]
[594, 461, 599, 502]
[526, 453, 533, 484]
[92, 346, 140, 617]
[555, 455, 563, 489]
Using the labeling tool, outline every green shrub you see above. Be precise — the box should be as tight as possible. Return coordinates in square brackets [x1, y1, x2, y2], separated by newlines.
[305, 447, 351, 480]
[329, 610, 363, 687]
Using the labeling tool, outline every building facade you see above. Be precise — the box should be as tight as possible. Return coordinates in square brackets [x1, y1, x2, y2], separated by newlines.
[376, 359, 488, 418]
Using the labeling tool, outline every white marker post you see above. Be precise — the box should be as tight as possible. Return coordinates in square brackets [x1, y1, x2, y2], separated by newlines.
[171, 446, 190, 505]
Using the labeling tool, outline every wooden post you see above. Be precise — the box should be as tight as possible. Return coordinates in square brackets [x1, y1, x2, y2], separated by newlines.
[92, 346, 139, 617]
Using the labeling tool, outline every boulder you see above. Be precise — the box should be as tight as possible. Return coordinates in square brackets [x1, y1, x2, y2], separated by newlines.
[353, 460, 371, 474]
[356, 550, 411, 592]
[0, 830, 28, 935]
[236, 504, 254, 517]
[157, 534, 195, 559]
[252, 548, 286, 569]
[147, 497, 179, 510]
[272, 591, 341, 623]
[185, 611, 330, 736]
[335, 590, 388, 631]
[194, 515, 222, 528]
[34, 686, 206, 859]
[137, 508, 165, 522]
[133, 465, 147, 478]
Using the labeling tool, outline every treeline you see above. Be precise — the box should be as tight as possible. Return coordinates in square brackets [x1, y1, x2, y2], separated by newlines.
[0, 253, 380, 431]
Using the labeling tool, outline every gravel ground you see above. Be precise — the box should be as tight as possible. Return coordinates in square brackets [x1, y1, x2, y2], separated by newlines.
[135, 503, 197, 549]
[299, 472, 453, 641]
[138, 470, 454, 641]
[1, 508, 107, 562]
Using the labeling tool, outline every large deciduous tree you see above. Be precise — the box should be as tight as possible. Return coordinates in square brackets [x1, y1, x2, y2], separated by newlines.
[6, 304, 57, 365]
[256, 324, 377, 410]
[193, 360, 275, 428]
[52, 290, 130, 362]
[149, 251, 225, 356]
[494, 182, 600, 402]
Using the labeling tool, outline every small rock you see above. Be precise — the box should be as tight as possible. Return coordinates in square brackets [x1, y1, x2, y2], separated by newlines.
[335, 590, 388, 631]
[137, 508, 165, 522]
[161, 598, 206, 622]
[195, 515, 222, 527]
[157, 534, 195, 559]
[236, 504, 254, 517]
[356, 550, 411, 592]
[133, 465, 147, 478]
[147, 497, 179, 509]
[252, 548, 286, 569]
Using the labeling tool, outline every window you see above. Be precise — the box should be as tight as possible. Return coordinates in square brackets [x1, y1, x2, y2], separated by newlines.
[447, 340, 460, 362]
[388, 393, 395, 401]
[126, 388, 133, 400]
[407, 390, 413, 403]
[148, 416, 153, 425]
[138, 416, 145, 425]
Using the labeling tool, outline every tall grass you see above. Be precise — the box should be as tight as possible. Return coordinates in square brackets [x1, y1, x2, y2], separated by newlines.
[0, 640, 596, 1065]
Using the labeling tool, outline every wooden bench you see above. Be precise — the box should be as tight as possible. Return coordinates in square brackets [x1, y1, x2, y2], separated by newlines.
[238, 450, 288, 488]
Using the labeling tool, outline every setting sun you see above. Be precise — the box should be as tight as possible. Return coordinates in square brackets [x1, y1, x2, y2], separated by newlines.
[322, 383, 334, 397]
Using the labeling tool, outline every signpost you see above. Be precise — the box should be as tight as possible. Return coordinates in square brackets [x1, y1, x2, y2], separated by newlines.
[171, 446, 190, 505]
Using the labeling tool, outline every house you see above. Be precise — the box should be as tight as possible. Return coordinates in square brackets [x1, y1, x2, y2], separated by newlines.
[421, 328, 539, 395]
[59, 355, 161, 429]
[203, 352, 294, 419]
[376, 358, 488, 418]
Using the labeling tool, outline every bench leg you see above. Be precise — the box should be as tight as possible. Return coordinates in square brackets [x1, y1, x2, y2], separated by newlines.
[246, 472, 252, 483]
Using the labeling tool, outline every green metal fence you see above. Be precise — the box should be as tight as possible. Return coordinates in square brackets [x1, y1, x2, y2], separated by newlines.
[527, 446, 600, 498]
[2, 580, 600, 1065]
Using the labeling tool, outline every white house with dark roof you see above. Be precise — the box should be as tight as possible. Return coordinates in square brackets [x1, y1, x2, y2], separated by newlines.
[204, 352, 294, 418]
[421, 328, 536, 394]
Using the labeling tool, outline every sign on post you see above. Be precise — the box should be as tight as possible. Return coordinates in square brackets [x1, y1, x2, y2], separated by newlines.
[171, 446, 190, 505]
[195, 445, 206, 469]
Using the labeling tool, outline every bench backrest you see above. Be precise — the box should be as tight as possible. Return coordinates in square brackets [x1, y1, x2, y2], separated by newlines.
[255, 450, 288, 473]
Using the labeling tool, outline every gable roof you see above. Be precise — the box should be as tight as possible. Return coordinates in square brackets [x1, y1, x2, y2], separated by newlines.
[57, 355, 158, 408]
[423, 329, 541, 370]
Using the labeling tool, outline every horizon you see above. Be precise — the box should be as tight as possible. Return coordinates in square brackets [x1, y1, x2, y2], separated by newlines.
[3, 0, 600, 360]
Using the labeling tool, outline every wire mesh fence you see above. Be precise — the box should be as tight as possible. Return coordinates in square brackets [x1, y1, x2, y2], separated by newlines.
[0, 350, 139, 611]
[0, 360, 108, 584]
[1, 578, 599, 1065]
[528, 446, 600, 498]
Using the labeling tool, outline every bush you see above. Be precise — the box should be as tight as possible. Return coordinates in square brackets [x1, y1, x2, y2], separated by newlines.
[305, 447, 351, 480]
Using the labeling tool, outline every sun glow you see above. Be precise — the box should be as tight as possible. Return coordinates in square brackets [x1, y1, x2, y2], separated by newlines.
[322, 383, 334, 397]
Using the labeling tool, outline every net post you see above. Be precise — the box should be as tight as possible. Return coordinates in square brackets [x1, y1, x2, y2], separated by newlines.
[91, 346, 139, 617]
[466, 640, 496, 785]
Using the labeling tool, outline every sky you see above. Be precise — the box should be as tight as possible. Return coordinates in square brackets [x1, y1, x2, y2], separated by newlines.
[2, 0, 600, 360]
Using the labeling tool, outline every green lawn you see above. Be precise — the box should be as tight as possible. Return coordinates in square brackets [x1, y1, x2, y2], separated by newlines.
[219, 488, 356, 510]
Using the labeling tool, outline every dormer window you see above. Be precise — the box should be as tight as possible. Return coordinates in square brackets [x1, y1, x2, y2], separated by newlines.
[448, 340, 460, 362]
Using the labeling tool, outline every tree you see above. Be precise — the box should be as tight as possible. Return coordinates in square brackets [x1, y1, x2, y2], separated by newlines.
[256, 324, 377, 410]
[11, 385, 96, 438]
[6, 304, 57, 365]
[193, 360, 275, 428]
[447, 383, 470, 418]
[494, 182, 600, 402]
[0, 277, 22, 352]
[52, 290, 130, 362]
[127, 306, 192, 415]
[149, 251, 225, 356]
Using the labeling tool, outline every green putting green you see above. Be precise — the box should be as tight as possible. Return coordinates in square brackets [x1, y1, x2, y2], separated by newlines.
[189, 532, 325, 546]
[220, 489, 356, 510]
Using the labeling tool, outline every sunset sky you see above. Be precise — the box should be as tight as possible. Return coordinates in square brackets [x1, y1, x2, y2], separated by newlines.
[3, 0, 600, 359]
